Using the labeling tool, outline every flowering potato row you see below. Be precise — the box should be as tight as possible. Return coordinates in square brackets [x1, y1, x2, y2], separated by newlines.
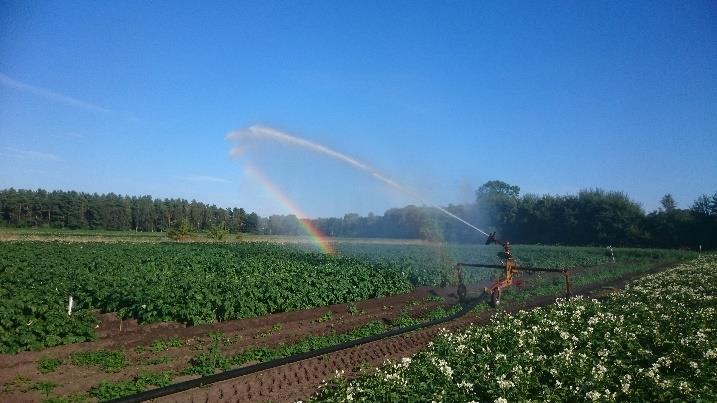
[312, 256, 717, 402]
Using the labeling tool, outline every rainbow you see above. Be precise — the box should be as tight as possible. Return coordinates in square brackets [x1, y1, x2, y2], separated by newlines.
[245, 163, 336, 255]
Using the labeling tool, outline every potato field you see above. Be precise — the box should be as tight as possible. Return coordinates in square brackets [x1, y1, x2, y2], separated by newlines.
[1, 241, 691, 354]
[1, 242, 412, 353]
[0, 240, 703, 402]
[313, 255, 717, 402]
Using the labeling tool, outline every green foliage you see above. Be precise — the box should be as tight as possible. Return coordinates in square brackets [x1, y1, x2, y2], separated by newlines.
[207, 222, 229, 240]
[2, 186, 716, 249]
[476, 180, 521, 200]
[2, 375, 32, 393]
[0, 282, 97, 353]
[0, 241, 409, 353]
[316, 311, 333, 323]
[69, 350, 126, 373]
[690, 191, 717, 216]
[89, 372, 174, 401]
[475, 180, 521, 234]
[347, 303, 360, 315]
[33, 381, 58, 397]
[313, 257, 717, 402]
[185, 336, 230, 376]
[148, 337, 183, 352]
[0, 241, 692, 354]
[393, 304, 461, 328]
[309, 183, 717, 249]
[327, 242, 694, 287]
[254, 323, 283, 339]
[38, 357, 62, 373]
[2, 375, 58, 396]
[660, 193, 677, 213]
[41, 394, 88, 403]
[0, 188, 253, 233]
[422, 305, 461, 321]
[184, 303, 467, 377]
[167, 218, 192, 240]
[185, 321, 389, 376]
[144, 355, 172, 365]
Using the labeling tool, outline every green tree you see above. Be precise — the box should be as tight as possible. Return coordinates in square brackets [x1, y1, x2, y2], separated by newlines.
[168, 218, 192, 241]
[476, 180, 520, 200]
[690, 192, 717, 249]
[475, 180, 521, 236]
[207, 222, 229, 240]
[660, 194, 677, 213]
[245, 212, 259, 233]
[691, 192, 717, 216]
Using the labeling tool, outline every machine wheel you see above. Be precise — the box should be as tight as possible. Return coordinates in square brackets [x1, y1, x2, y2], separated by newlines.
[491, 289, 501, 307]
[457, 284, 467, 301]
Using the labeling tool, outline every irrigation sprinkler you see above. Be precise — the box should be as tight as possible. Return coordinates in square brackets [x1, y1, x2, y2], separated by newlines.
[456, 232, 573, 307]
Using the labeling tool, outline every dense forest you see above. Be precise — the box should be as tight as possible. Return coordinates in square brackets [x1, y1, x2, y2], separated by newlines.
[309, 181, 717, 249]
[1, 182, 715, 249]
[0, 189, 259, 233]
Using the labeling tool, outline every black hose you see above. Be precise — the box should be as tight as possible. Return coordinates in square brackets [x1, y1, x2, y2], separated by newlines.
[108, 297, 482, 403]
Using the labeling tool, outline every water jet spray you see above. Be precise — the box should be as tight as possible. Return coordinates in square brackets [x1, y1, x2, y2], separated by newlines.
[227, 125, 489, 237]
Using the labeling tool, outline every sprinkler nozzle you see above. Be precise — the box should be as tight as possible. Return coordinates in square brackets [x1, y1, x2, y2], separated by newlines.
[485, 232, 497, 245]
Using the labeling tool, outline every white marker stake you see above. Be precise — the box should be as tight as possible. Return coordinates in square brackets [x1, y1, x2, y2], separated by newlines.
[68, 296, 74, 316]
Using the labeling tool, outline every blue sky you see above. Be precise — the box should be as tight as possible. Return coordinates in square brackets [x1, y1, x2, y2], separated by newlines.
[1, 1, 715, 218]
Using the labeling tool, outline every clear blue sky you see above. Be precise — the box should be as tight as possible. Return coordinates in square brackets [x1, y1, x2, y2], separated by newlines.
[1, 1, 715, 218]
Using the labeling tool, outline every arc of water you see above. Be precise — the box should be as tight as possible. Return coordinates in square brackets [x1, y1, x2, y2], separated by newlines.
[228, 125, 490, 237]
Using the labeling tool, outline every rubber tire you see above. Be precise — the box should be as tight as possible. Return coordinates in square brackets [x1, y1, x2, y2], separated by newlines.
[457, 284, 467, 301]
[491, 289, 501, 307]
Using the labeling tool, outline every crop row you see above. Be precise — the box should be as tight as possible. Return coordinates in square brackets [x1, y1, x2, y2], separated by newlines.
[312, 255, 717, 402]
[0, 242, 409, 353]
[329, 242, 693, 286]
[0, 241, 694, 354]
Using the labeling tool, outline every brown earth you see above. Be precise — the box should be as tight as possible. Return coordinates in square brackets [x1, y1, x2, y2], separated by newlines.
[0, 285, 470, 403]
[0, 262, 674, 403]
[153, 264, 674, 403]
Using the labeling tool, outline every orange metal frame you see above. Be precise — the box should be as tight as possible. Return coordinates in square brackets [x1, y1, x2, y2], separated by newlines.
[485, 243, 519, 296]
[456, 238, 573, 305]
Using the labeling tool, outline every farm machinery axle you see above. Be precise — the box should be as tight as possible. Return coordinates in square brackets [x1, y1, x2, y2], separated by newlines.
[456, 232, 573, 306]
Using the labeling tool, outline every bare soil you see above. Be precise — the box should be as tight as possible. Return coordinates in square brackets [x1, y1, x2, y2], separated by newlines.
[0, 262, 674, 403]
[153, 267, 672, 403]
[0, 285, 465, 402]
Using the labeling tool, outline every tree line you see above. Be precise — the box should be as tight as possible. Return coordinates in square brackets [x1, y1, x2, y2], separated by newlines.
[307, 181, 715, 250]
[1, 183, 715, 249]
[0, 188, 259, 233]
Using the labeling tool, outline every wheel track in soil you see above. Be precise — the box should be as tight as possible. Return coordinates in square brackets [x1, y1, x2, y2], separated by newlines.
[149, 263, 676, 403]
[152, 296, 545, 403]
[154, 322, 449, 403]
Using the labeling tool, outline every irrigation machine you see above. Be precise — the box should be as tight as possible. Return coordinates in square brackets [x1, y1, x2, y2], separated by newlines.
[456, 232, 573, 307]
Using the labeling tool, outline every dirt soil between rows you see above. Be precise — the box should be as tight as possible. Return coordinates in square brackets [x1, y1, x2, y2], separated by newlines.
[0, 262, 674, 403]
[156, 265, 668, 403]
[0, 283, 471, 403]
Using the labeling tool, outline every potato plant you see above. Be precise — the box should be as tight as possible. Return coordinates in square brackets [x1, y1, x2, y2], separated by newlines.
[0, 241, 693, 354]
[329, 243, 693, 286]
[313, 256, 717, 402]
[0, 242, 409, 353]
